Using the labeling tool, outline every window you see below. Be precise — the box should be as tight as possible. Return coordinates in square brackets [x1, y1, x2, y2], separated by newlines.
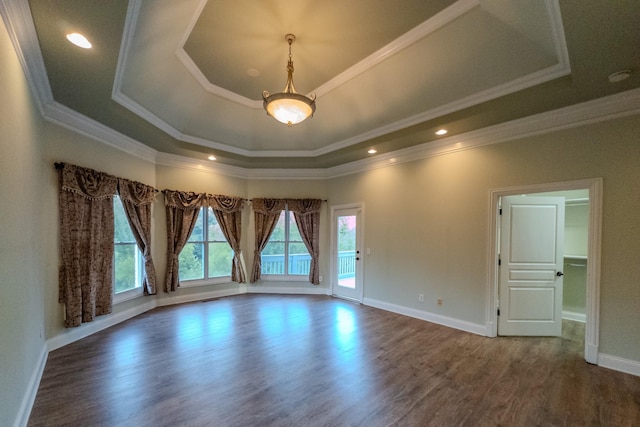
[261, 209, 310, 277]
[113, 196, 143, 299]
[179, 207, 233, 282]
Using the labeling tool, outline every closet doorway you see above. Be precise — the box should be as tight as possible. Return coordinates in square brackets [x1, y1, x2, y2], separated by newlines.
[487, 178, 602, 364]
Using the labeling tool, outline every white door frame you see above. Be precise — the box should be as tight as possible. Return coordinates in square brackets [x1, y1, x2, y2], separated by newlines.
[486, 178, 602, 364]
[330, 203, 365, 302]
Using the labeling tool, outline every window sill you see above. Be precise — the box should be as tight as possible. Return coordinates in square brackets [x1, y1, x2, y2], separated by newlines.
[260, 274, 310, 283]
[179, 276, 234, 288]
[114, 287, 144, 304]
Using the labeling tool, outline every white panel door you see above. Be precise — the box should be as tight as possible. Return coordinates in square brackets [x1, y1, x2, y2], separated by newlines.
[498, 196, 565, 336]
[331, 207, 363, 302]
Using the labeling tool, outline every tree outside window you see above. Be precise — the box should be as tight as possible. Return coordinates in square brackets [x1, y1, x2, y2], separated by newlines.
[113, 196, 143, 294]
[179, 207, 233, 281]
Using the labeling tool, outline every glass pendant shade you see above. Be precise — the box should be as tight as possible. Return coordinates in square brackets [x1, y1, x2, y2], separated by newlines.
[263, 34, 316, 126]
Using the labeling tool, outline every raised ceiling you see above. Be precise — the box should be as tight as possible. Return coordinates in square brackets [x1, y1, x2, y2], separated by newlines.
[12, 0, 640, 168]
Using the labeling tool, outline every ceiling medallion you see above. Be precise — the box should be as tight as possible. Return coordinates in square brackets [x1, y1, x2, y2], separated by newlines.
[263, 34, 316, 127]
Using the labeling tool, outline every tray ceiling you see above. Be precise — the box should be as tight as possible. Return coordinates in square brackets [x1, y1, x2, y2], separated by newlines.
[14, 0, 640, 168]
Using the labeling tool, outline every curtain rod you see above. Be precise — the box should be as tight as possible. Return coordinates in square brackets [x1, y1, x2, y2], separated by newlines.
[54, 162, 159, 192]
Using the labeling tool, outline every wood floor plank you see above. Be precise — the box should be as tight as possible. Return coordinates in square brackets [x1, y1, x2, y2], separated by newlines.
[28, 295, 640, 426]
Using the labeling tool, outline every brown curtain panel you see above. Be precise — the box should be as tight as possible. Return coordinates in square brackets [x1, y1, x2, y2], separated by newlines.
[288, 199, 323, 285]
[163, 190, 207, 292]
[117, 178, 158, 295]
[207, 194, 246, 283]
[57, 163, 117, 327]
[250, 198, 286, 283]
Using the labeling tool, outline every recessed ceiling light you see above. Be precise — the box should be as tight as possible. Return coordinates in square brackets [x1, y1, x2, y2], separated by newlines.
[66, 33, 92, 49]
[608, 70, 631, 83]
[368, 149, 377, 154]
[435, 129, 448, 136]
[207, 155, 216, 161]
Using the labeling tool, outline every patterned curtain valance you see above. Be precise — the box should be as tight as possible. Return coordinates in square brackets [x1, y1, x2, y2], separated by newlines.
[251, 198, 287, 214]
[287, 198, 322, 215]
[117, 178, 156, 206]
[207, 194, 245, 213]
[58, 163, 117, 200]
[163, 189, 207, 210]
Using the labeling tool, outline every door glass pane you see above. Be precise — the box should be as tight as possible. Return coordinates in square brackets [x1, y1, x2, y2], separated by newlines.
[337, 215, 357, 288]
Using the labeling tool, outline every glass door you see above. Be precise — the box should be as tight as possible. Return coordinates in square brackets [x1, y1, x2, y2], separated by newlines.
[332, 206, 363, 301]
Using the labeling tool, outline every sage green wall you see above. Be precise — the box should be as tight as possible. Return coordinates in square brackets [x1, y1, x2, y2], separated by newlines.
[0, 18, 48, 426]
[327, 114, 640, 361]
[154, 165, 249, 300]
[247, 178, 329, 290]
[39, 124, 157, 341]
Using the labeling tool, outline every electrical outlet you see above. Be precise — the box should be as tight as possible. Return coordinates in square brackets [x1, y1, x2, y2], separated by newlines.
[418, 294, 424, 302]
[319, 276, 323, 282]
[437, 298, 443, 306]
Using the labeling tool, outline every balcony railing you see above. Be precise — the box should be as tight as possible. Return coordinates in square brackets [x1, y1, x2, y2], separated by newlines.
[261, 250, 356, 278]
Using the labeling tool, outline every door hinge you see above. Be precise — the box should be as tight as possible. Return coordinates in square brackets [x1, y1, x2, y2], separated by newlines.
[498, 258, 501, 266]
[499, 208, 502, 215]
[497, 308, 500, 316]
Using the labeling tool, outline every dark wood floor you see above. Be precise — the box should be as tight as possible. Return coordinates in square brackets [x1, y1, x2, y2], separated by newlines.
[29, 295, 640, 426]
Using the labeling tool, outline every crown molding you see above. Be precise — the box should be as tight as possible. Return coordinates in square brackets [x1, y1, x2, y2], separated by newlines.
[5, 0, 638, 180]
[112, 0, 570, 158]
[0, 0, 52, 115]
[44, 101, 158, 163]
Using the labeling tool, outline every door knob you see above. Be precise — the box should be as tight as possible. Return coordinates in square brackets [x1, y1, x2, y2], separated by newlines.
[556, 271, 564, 277]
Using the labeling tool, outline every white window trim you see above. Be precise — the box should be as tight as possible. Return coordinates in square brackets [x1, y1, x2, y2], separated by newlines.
[261, 207, 310, 280]
[113, 196, 145, 304]
[179, 207, 233, 285]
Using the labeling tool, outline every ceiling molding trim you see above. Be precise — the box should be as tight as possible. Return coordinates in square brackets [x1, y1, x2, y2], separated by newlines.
[148, 88, 640, 180]
[113, 53, 572, 160]
[176, 48, 262, 108]
[313, 0, 480, 98]
[174, 0, 261, 108]
[0, 0, 53, 115]
[111, 0, 571, 159]
[173, 0, 480, 105]
[43, 101, 158, 163]
[155, 152, 329, 180]
[546, 0, 571, 71]
[111, 0, 143, 101]
[312, 63, 572, 157]
[324, 88, 640, 179]
[34, 84, 640, 180]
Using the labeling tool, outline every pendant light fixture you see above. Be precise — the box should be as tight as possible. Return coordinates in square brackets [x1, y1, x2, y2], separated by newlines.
[263, 34, 316, 126]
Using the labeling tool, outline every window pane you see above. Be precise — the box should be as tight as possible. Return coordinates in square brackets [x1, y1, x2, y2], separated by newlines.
[188, 209, 204, 242]
[114, 197, 135, 243]
[208, 242, 232, 277]
[261, 242, 285, 274]
[207, 208, 227, 241]
[269, 211, 286, 241]
[179, 242, 204, 280]
[289, 211, 303, 241]
[114, 244, 137, 293]
[288, 242, 310, 275]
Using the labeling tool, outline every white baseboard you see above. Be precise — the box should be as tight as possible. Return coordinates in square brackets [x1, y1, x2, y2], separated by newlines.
[13, 343, 47, 427]
[246, 285, 331, 295]
[156, 287, 244, 306]
[363, 297, 487, 336]
[598, 353, 640, 377]
[562, 310, 587, 323]
[46, 299, 157, 352]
